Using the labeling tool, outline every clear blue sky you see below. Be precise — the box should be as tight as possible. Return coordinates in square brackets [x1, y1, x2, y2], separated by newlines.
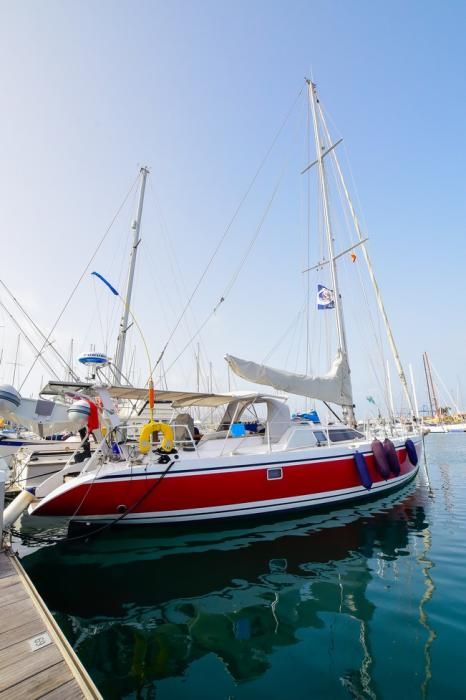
[1, 0, 465, 417]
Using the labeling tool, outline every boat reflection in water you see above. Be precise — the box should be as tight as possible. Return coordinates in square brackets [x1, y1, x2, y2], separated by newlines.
[19, 478, 434, 699]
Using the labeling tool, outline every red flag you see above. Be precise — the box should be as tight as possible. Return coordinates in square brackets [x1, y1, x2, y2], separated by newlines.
[86, 399, 100, 433]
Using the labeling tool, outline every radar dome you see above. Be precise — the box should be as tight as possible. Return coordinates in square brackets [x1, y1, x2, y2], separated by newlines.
[0, 385, 21, 417]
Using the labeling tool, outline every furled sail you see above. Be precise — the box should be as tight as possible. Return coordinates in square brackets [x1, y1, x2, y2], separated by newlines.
[225, 351, 352, 406]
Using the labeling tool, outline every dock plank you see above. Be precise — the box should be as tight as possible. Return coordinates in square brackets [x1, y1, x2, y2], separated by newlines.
[0, 641, 62, 693]
[0, 580, 29, 607]
[0, 618, 46, 651]
[0, 551, 101, 698]
[1, 595, 39, 634]
[0, 555, 14, 579]
[0, 572, 20, 591]
[0, 660, 71, 700]
[43, 679, 86, 700]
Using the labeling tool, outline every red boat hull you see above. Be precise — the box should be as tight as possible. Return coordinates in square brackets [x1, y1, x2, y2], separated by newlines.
[32, 439, 422, 524]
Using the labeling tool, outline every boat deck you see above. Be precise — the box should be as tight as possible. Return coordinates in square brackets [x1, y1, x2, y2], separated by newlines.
[0, 548, 101, 699]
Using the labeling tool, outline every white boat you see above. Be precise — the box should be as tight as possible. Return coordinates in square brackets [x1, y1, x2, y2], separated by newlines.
[0, 385, 83, 468]
[0, 169, 151, 480]
[3, 81, 422, 529]
[422, 352, 466, 432]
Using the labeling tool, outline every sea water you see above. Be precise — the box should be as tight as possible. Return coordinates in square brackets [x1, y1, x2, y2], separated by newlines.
[14, 435, 466, 699]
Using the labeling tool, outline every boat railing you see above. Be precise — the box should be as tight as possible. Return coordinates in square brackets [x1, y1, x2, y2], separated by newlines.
[94, 422, 203, 462]
[359, 418, 421, 441]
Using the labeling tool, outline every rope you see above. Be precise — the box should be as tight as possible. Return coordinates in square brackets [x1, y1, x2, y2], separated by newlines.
[8, 455, 177, 545]
[20, 172, 141, 391]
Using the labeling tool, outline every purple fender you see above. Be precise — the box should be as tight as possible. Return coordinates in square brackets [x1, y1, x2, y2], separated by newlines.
[383, 438, 401, 476]
[371, 439, 391, 479]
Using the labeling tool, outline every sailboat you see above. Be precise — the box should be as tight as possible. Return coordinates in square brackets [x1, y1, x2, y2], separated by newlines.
[422, 352, 466, 433]
[3, 81, 422, 528]
[1, 167, 153, 485]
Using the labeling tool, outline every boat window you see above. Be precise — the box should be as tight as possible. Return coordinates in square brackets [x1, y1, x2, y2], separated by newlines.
[313, 430, 328, 444]
[328, 429, 364, 442]
[267, 467, 283, 480]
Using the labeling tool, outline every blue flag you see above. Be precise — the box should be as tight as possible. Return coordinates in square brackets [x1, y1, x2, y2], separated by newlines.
[317, 284, 335, 310]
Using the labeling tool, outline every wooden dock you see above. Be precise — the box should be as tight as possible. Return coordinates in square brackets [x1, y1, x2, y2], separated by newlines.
[0, 548, 102, 699]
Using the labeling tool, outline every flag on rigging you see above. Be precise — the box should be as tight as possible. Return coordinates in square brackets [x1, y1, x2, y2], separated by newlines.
[317, 284, 335, 310]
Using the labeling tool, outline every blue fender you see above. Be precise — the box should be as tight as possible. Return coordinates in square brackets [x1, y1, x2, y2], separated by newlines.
[405, 438, 419, 466]
[354, 450, 372, 490]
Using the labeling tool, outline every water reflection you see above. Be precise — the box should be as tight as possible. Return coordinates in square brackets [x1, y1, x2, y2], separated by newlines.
[19, 483, 433, 699]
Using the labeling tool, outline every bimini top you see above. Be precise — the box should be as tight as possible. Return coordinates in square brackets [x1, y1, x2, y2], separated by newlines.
[40, 381, 286, 409]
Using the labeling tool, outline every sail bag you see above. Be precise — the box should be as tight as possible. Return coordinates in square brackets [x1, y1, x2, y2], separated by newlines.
[225, 351, 352, 406]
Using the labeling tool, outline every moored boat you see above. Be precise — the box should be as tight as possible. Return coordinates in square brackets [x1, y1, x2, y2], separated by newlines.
[3, 80, 423, 529]
[30, 408, 420, 524]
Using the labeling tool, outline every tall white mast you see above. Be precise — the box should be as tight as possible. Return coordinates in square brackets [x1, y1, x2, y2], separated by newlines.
[67, 338, 74, 382]
[316, 103, 416, 418]
[386, 359, 395, 420]
[409, 363, 419, 419]
[114, 166, 149, 383]
[308, 80, 355, 425]
[11, 334, 21, 387]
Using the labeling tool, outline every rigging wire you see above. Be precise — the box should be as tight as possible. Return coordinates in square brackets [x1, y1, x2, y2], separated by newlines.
[317, 100, 396, 413]
[146, 179, 214, 385]
[19, 172, 141, 392]
[150, 84, 306, 375]
[0, 297, 59, 380]
[0, 279, 78, 380]
[262, 303, 306, 364]
[162, 161, 289, 377]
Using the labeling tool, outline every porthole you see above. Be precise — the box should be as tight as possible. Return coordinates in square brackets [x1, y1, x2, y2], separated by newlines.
[267, 467, 283, 480]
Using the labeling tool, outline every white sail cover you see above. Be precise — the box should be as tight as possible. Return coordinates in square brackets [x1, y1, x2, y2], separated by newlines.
[225, 351, 352, 406]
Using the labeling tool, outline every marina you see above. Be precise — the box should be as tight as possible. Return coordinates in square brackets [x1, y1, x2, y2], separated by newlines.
[5, 434, 464, 699]
[0, 544, 101, 699]
[2, 2, 466, 698]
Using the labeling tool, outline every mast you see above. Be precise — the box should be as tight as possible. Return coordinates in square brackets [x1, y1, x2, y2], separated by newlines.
[317, 102, 416, 419]
[423, 352, 439, 418]
[67, 338, 74, 382]
[409, 363, 420, 420]
[308, 80, 355, 426]
[11, 334, 21, 387]
[114, 166, 149, 384]
[386, 359, 395, 420]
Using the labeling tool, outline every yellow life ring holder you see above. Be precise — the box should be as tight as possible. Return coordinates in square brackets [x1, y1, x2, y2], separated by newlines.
[139, 420, 175, 454]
